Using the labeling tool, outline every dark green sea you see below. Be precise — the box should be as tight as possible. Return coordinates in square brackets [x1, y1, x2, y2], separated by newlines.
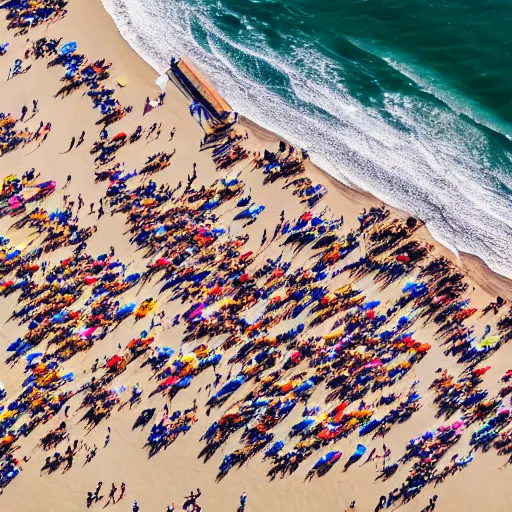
[103, 0, 512, 276]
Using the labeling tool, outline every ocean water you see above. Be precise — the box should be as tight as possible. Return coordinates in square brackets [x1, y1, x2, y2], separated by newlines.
[101, 0, 512, 277]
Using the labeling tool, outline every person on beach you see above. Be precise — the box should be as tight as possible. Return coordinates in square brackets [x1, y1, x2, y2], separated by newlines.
[104, 426, 111, 447]
[133, 500, 140, 512]
[93, 482, 103, 502]
[169, 127, 176, 141]
[77, 130, 85, 147]
[238, 492, 247, 511]
[64, 174, 72, 188]
[32, 99, 38, 114]
[64, 136, 76, 153]
[260, 229, 267, 247]
[20, 105, 28, 121]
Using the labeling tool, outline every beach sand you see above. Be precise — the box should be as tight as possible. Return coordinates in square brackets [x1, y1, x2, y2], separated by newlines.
[0, 1, 511, 511]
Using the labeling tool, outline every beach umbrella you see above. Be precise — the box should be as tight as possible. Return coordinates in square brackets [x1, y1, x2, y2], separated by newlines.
[60, 42, 77, 55]
[160, 376, 179, 389]
[312, 451, 342, 469]
[479, 335, 500, 348]
[362, 300, 380, 310]
[353, 444, 367, 456]
[116, 302, 136, 319]
[215, 375, 245, 398]
[80, 326, 99, 338]
[50, 310, 68, 324]
[236, 196, 251, 207]
[125, 273, 140, 283]
[290, 417, 315, 434]
[112, 132, 127, 141]
[25, 352, 43, 363]
[175, 376, 192, 389]
[265, 440, 284, 458]
[84, 275, 98, 285]
[331, 401, 349, 423]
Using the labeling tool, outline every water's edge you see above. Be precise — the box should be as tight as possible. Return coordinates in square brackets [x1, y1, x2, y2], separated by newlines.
[98, 0, 512, 284]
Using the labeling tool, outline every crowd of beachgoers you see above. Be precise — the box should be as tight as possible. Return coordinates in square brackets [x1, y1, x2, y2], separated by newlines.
[0, 1, 512, 511]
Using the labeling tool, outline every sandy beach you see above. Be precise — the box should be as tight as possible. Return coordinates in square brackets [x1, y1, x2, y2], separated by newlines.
[0, 1, 511, 511]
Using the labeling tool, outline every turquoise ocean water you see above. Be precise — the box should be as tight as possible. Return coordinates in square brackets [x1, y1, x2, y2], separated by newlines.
[102, 0, 512, 277]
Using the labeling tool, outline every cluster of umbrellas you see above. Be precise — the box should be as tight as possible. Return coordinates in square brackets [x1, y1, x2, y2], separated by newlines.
[1, 0, 68, 34]
[0, 173, 56, 217]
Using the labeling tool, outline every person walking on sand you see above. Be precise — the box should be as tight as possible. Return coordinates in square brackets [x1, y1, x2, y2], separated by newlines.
[20, 105, 28, 121]
[64, 136, 76, 153]
[133, 500, 140, 512]
[89, 202, 95, 215]
[32, 99, 38, 114]
[375, 495, 386, 512]
[118, 482, 126, 501]
[169, 127, 176, 141]
[106, 483, 117, 505]
[260, 229, 267, 247]
[98, 204, 105, 219]
[104, 427, 111, 447]
[420, 495, 438, 512]
[64, 175, 72, 188]
[238, 492, 247, 511]
[78, 193, 84, 211]
[93, 481, 103, 502]
[77, 130, 85, 147]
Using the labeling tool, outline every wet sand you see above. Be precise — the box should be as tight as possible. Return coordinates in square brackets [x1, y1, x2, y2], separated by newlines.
[0, 1, 511, 512]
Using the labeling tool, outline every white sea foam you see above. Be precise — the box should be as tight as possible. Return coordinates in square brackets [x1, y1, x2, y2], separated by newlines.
[101, 0, 512, 278]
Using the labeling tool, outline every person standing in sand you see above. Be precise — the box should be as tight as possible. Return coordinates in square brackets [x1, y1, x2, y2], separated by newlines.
[64, 136, 75, 153]
[77, 130, 85, 147]
[106, 483, 117, 505]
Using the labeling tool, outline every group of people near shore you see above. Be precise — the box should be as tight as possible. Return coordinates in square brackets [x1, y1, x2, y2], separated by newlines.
[0, 1, 511, 511]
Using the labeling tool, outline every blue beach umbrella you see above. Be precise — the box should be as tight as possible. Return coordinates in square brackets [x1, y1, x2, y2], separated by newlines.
[60, 42, 77, 55]
[312, 451, 342, 469]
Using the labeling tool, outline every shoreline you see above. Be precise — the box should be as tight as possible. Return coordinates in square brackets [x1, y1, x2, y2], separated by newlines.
[99, 0, 512, 285]
[239, 115, 512, 301]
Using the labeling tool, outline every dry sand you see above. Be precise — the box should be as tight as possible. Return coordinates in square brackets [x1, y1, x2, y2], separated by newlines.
[0, 1, 511, 511]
